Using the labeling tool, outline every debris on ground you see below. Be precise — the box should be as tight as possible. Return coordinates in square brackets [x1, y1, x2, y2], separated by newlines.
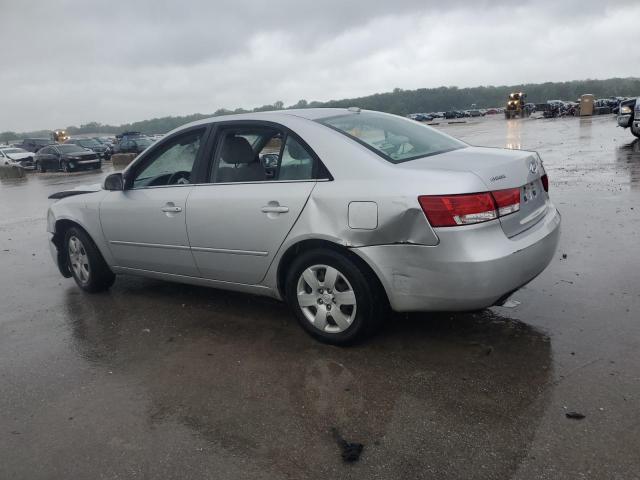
[566, 411, 586, 420]
[562, 253, 568, 259]
[331, 427, 364, 463]
[502, 299, 521, 308]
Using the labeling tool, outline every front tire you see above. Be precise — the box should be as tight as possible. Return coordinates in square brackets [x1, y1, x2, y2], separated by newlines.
[62, 161, 71, 173]
[64, 226, 115, 292]
[285, 249, 386, 345]
[36, 161, 46, 173]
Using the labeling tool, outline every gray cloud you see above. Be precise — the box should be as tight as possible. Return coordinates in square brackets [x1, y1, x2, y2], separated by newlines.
[1, 0, 638, 131]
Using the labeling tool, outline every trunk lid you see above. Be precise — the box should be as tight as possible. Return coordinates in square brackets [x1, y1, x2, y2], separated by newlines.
[400, 146, 548, 237]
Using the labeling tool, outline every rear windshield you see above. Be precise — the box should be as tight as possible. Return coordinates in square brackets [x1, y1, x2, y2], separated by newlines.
[318, 111, 466, 163]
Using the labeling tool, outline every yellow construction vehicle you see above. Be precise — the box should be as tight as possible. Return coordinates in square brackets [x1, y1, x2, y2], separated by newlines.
[52, 130, 69, 143]
[505, 92, 529, 119]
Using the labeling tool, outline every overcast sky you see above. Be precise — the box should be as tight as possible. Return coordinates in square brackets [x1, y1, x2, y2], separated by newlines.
[1, 0, 638, 131]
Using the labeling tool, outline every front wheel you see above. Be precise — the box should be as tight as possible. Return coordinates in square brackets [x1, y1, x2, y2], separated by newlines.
[285, 249, 386, 345]
[64, 226, 115, 292]
[36, 161, 46, 173]
[62, 161, 71, 173]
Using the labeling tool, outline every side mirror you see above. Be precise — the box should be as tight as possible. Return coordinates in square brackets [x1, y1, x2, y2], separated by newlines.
[104, 172, 124, 191]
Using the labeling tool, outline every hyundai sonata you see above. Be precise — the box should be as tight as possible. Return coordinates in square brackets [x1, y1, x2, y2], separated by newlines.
[47, 108, 560, 344]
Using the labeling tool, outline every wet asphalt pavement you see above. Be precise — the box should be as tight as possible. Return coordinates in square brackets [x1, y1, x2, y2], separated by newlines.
[1, 115, 639, 479]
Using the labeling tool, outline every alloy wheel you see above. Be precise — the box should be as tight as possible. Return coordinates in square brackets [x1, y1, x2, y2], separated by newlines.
[68, 235, 90, 285]
[296, 264, 357, 333]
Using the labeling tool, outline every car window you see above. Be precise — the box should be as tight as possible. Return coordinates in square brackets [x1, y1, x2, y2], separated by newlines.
[39, 147, 53, 155]
[210, 127, 315, 183]
[131, 129, 204, 189]
[58, 144, 85, 153]
[278, 136, 314, 180]
[319, 111, 466, 163]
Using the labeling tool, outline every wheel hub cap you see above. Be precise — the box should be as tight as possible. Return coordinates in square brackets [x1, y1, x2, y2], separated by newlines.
[296, 264, 357, 334]
[68, 236, 90, 285]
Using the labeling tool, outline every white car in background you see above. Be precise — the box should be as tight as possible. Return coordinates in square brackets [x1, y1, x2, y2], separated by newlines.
[0, 146, 36, 170]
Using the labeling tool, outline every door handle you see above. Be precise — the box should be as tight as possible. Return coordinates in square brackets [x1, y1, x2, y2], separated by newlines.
[161, 205, 182, 213]
[261, 205, 289, 214]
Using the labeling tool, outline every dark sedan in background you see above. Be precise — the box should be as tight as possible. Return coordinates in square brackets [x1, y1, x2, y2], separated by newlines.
[34, 144, 101, 173]
[64, 138, 112, 160]
[114, 136, 153, 155]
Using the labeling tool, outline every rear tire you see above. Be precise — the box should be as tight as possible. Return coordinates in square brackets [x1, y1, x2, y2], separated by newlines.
[64, 226, 115, 293]
[285, 249, 386, 345]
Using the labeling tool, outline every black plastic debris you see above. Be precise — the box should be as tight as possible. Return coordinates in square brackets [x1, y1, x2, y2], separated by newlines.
[331, 427, 364, 463]
[566, 411, 585, 420]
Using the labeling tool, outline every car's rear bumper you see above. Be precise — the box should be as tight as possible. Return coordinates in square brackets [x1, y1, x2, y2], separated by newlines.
[352, 205, 561, 312]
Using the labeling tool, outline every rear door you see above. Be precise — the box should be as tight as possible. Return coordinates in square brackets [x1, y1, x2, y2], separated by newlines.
[186, 123, 320, 284]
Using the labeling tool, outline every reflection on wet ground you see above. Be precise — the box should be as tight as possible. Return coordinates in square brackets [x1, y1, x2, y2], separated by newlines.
[53, 279, 552, 478]
[615, 138, 640, 188]
[1, 115, 639, 478]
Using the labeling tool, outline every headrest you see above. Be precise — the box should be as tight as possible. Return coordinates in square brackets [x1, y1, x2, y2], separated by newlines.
[287, 139, 309, 160]
[221, 136, 255, 164]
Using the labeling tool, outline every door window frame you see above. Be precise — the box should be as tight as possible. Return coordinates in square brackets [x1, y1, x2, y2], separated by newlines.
[123, 125, 212, 190]
[203, 120, 332, 185]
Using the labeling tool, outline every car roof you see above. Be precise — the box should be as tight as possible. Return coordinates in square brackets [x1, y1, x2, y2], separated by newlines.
[177, 108, 357, 132]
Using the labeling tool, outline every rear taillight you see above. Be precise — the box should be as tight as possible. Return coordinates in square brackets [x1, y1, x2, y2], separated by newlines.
[419, 187, 521, 228]
[541, 174, 549, 192]
[418, 193, 496, 227]
[492, 188, 521, 216]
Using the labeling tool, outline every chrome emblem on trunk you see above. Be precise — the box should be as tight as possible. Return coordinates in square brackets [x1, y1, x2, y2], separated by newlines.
[529, 161, 538, 174]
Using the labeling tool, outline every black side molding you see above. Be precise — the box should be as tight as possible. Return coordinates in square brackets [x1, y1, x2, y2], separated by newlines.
[48, 190, 97, 200]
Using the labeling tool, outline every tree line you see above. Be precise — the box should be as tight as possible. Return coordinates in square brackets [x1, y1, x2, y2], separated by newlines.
[2, 77, 638, 142]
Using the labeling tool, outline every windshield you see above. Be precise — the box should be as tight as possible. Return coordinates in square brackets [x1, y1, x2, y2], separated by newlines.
[77, 139, 100, 147]
[318, 111, 466, 163]
[1, 148, 27, 154]
[57, 144, 86, 153]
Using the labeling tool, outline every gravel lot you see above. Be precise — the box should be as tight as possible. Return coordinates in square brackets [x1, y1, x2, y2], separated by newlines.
[0, 114, 638, 479]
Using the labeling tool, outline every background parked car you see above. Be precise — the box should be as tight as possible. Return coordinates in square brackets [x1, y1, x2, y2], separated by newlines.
[0, 146, 36, 170]
[64, 138, 112, 160]
[34, 144, 101, 172]
[115, 136, 154, 155]
[94, 137, 116, 146]
[13, 138, 53, 153]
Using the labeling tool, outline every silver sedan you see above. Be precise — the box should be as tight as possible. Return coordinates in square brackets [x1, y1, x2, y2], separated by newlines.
[47, 108, 560, 344]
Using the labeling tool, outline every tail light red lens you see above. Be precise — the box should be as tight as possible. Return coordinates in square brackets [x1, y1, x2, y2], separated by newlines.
[492, 188, 521, 216]
[418, 193, 497, 227]
[419, 187, 522, 228]
[541, 174, 549, 192]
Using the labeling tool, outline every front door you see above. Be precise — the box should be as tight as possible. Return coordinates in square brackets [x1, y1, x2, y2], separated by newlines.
[186, 125, 318, 284]
[99, 128, 206, 276]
